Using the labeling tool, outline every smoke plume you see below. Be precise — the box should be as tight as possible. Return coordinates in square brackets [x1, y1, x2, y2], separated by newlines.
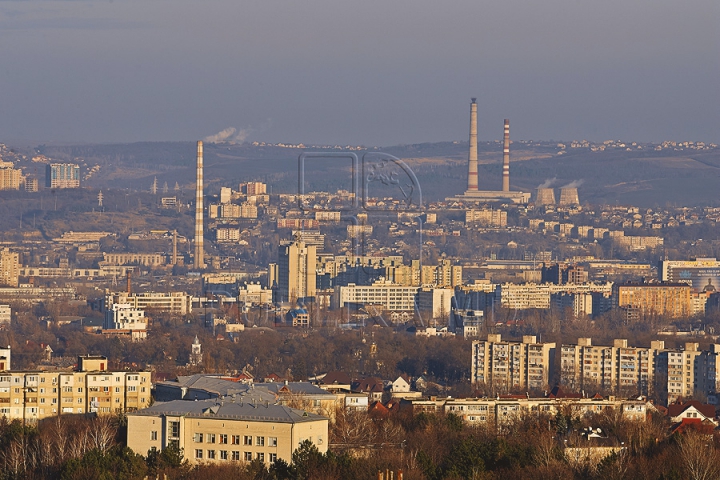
[204, 127, 237, 143]
[537, 177, 557, 189]
[561, 179, 584, 188]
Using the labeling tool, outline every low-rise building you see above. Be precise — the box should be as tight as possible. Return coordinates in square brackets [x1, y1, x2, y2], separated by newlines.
[126, 398, 328, 465]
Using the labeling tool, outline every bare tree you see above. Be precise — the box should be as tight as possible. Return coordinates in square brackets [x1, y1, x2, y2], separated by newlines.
[677, 429, 720, 480]
[89, 415, 117, 454]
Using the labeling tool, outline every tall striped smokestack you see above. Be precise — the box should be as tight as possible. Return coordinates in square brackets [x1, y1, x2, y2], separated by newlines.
[194, 141, 205, 269]
[502, 119, 510, 192]
[467, 98, 478, 192]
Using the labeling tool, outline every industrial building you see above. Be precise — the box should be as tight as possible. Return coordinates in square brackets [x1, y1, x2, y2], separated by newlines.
[448, 99, 530, 204]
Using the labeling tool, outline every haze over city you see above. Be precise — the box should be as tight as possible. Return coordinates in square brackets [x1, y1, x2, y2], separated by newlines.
[1, 0, 718, 145]
[3, 1, 720, 479]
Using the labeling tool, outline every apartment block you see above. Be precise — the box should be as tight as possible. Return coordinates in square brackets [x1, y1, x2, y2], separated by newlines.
[0, 248, 20, 287]
[560, 338, 664, 396]
[442, 396, 650, 429]
[471, 334, 556, 393]
[46, 163, 80, 188]
[0, 362, 150, 423]
[613, 283, 692, 318]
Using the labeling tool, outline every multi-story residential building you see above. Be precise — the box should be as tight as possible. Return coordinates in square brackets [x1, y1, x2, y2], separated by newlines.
[127, 398, 328, 465]
[560, 338, 664, 396]
[0, 248, 19, 288]
[496, 282, 613, 311]
[103, 303, 148, 341]
[0, 164, 21, 190]
[442, 396, 651, 429]
[274, 239, 317, 302]
[465, 209, 507, 227]
[103, 292, 192, 315]
[613, 283, 692, 319]
[654, 342, 704, 405]
[0, 357, 150, 423]
[471, 334, 556, 393]
[332, 281, 419, 311]
[46, 163, 80, 188]
[216, 228, 240, 243]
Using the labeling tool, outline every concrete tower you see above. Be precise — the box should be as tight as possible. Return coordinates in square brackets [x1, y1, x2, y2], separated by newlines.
[559, 187, 580, 206]
[194, 141, 205, 269]
[466, 98, 478, 192]
[502, 119, 510, 192]
[535, 188, 556, 206]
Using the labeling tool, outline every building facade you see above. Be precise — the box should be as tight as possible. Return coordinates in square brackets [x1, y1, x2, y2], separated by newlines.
[126, 399, 328, 465]
[471, 334, 556, 393]
[46, 163, 80, 188]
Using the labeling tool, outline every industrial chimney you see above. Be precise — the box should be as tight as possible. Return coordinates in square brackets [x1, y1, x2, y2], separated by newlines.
[466, 98, 478, 192]
[502, 119, 510, 192]
[194, 141, 205, 269]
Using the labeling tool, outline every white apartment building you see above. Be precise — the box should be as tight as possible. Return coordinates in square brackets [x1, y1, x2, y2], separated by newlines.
[333, 281, 419, 311]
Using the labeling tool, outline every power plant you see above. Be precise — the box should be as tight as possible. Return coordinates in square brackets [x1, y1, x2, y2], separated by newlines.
[449, 98, 529, 204]
[535, 188, 556, 206]
[559, 187, 580, 206]
[194, 141, 205, 269]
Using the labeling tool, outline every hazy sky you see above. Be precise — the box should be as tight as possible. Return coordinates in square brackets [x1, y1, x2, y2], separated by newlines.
[0, 0, 718, 145]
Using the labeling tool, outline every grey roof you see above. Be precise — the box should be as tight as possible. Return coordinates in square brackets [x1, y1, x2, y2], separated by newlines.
[258, 382, 335, 396]
[155, 376, 276, 403]
[130, 398, 327, 423]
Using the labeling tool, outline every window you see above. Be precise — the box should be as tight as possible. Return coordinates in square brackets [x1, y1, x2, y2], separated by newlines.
[207, 433, 216, 443]
[77, 388, 83, 393]
[244, 435, 252, 446]
[244, 452, 253, 461]
[207, 450, 215, 460]
[128, 386, 137, 392]
[232, 435, 240, 445]
[268, 437, 277, 447]
[195, 449, 203, 460]
[256, 436, 264, 447]
[220, 450, 228, 460]
[151, 431, 157, 441]
[256, 453, 265, 462]
[232, 451, 240, 461]
[194, 433, 204, 443]
[219, 434, 228, 444]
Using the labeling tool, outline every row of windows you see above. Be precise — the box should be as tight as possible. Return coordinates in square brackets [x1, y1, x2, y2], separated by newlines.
[193, 433, 278, 447]
[194, 450, 278, 463]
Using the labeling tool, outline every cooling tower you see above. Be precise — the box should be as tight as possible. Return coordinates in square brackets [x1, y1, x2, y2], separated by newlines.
[535, 188, 556, 206]
[466, 98, 478, 192]
[559, 187, 580, 206]
[194, 141, 205, 269]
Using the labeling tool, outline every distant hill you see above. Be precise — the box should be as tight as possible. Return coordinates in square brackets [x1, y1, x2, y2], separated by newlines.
[17, 140, 720, 207]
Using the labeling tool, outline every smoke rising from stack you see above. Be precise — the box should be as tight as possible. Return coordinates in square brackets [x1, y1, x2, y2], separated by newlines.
[561, 179, 584, 189]
[194, 141, 205, 269]
[502, 119, 510, 192]
[537, 177, 557, 189]
[466, 98, 478, 192]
